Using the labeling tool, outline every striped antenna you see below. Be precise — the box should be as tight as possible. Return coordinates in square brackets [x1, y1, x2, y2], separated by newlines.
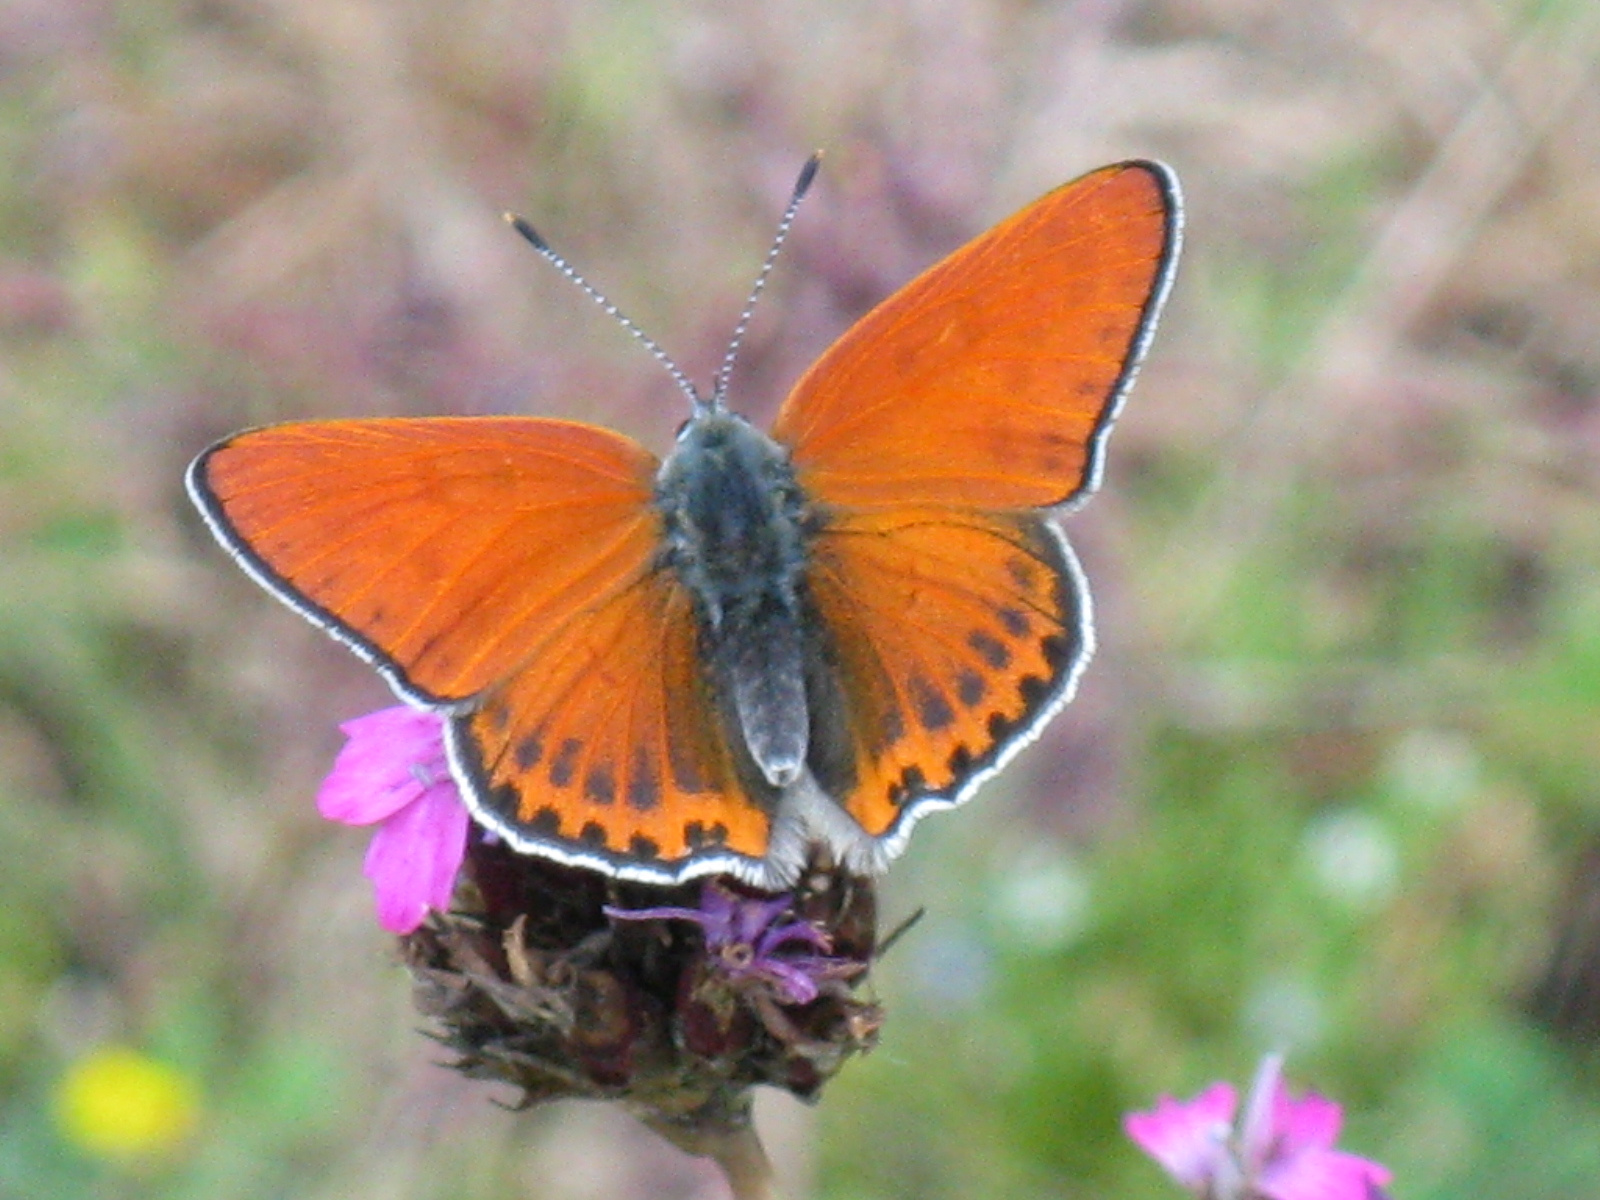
[504, 212, 703, 412]
[709, 152, 822, 411]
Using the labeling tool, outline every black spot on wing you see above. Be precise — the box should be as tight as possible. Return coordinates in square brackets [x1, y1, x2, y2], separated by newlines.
[584, 764, 616, 806]
[956, 669, 987, 707]
[967, 629, 1011, 669]
[549, 739, 581, 787]
[1005, 556, 1038, 590]
[987, 710, 1017, 742]
[529, 806, 562, 836]
[887, 764, 927, 808]
[515, 735, 543, 771]
[579, 821, 609, 847]
[627, 746, 660, 811]
[628, 834, 661, 861]
[948, 744, 973, 777]
[996, 607, 1030, 637]
[909, 674, 955, 733]
[489, 780, 519, 817]
[1041, 633, 1070, 670]
[668, 735, 709, 793]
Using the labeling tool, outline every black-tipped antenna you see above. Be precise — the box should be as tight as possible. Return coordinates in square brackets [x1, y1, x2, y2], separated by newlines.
[504, 212, 702, 411]
[709, 151, 823, 410]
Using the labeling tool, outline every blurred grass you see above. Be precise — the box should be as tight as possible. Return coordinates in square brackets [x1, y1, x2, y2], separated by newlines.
[4, 0, 1600, 1197]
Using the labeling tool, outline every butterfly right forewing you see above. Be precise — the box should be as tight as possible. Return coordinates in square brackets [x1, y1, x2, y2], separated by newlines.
[451, 564, 774, 881]
[189, 417, 667, 704]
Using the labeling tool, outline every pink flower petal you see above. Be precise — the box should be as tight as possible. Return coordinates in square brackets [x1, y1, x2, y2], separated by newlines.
[1124, 1082, 1238, 1191]
[1278, 1091, 1346, 1153]
[1257, 1148, 1393, 1200]
[753, 960, 823, 1005]
[362, 777, 469, 934]
[1241, 1057, 1393, 1200]
[317, 706, 450, 825]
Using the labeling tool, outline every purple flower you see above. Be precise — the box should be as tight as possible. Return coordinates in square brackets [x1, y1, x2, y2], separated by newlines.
[606, 883, 853, 1005]
[316, 706, 469, 934]
[1125, 1055, 1392, 1200]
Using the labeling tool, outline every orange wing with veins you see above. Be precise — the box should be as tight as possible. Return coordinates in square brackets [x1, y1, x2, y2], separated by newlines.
[776, 161, 1180, 842]
[775, 161, 1178, 510]
[190, 416, 772, 881]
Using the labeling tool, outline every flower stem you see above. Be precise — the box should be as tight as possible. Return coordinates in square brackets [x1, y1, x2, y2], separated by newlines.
[706, 1123, 784, 1200]
[639, 1096, 785, 1200]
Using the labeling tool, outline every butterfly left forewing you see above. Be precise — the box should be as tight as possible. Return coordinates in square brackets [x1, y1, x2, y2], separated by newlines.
[805, 508, 1088, 847]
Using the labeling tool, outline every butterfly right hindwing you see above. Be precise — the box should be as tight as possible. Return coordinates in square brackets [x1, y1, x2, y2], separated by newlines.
[803, 507, 1089, 848]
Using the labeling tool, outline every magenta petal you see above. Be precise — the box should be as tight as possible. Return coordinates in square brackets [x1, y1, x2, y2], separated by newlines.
[362, 779, 469, 934]
[1257, 1148, 1394, 1200]
[1124, 1083, 1237, 1191]
[317, 706, 449, 825]
[729, 893, 794, 946]
[757, 917, 831, 957]
[1277, 1091, 1346, 1153]
[755, 960, 822, 1005]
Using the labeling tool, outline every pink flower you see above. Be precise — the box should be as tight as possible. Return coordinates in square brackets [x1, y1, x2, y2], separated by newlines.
[316, 706, 469, 934]
[1125, 1056, 1392, 1200]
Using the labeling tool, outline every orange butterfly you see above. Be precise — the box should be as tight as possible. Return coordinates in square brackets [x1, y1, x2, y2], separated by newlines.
[188, 159, 1182, 889]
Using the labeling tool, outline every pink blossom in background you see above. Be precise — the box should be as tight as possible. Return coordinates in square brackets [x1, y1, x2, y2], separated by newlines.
[1125, 1055, 1391, 1200]
[1125, 1081, 1242, 1195]
[317, 706, 469, 934]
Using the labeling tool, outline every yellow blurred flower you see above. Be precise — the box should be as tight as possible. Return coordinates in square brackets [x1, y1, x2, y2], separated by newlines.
[53, 1046, 199, 1161]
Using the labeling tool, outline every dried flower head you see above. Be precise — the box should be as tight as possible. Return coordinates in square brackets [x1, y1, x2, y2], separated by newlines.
[317, 705, 884, 1188]
[406, 838, 881, 1149]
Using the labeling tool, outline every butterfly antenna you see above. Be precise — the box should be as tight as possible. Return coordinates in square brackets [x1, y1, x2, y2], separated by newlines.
[504, 212, 702, 411]
[709, 152, 822, 411]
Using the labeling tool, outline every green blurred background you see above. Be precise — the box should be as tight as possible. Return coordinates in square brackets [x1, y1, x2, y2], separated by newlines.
[5, 0, 1600, 1196]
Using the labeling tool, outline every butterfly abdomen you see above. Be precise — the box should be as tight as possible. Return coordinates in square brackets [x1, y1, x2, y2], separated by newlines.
[656, 411, 818, 789]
